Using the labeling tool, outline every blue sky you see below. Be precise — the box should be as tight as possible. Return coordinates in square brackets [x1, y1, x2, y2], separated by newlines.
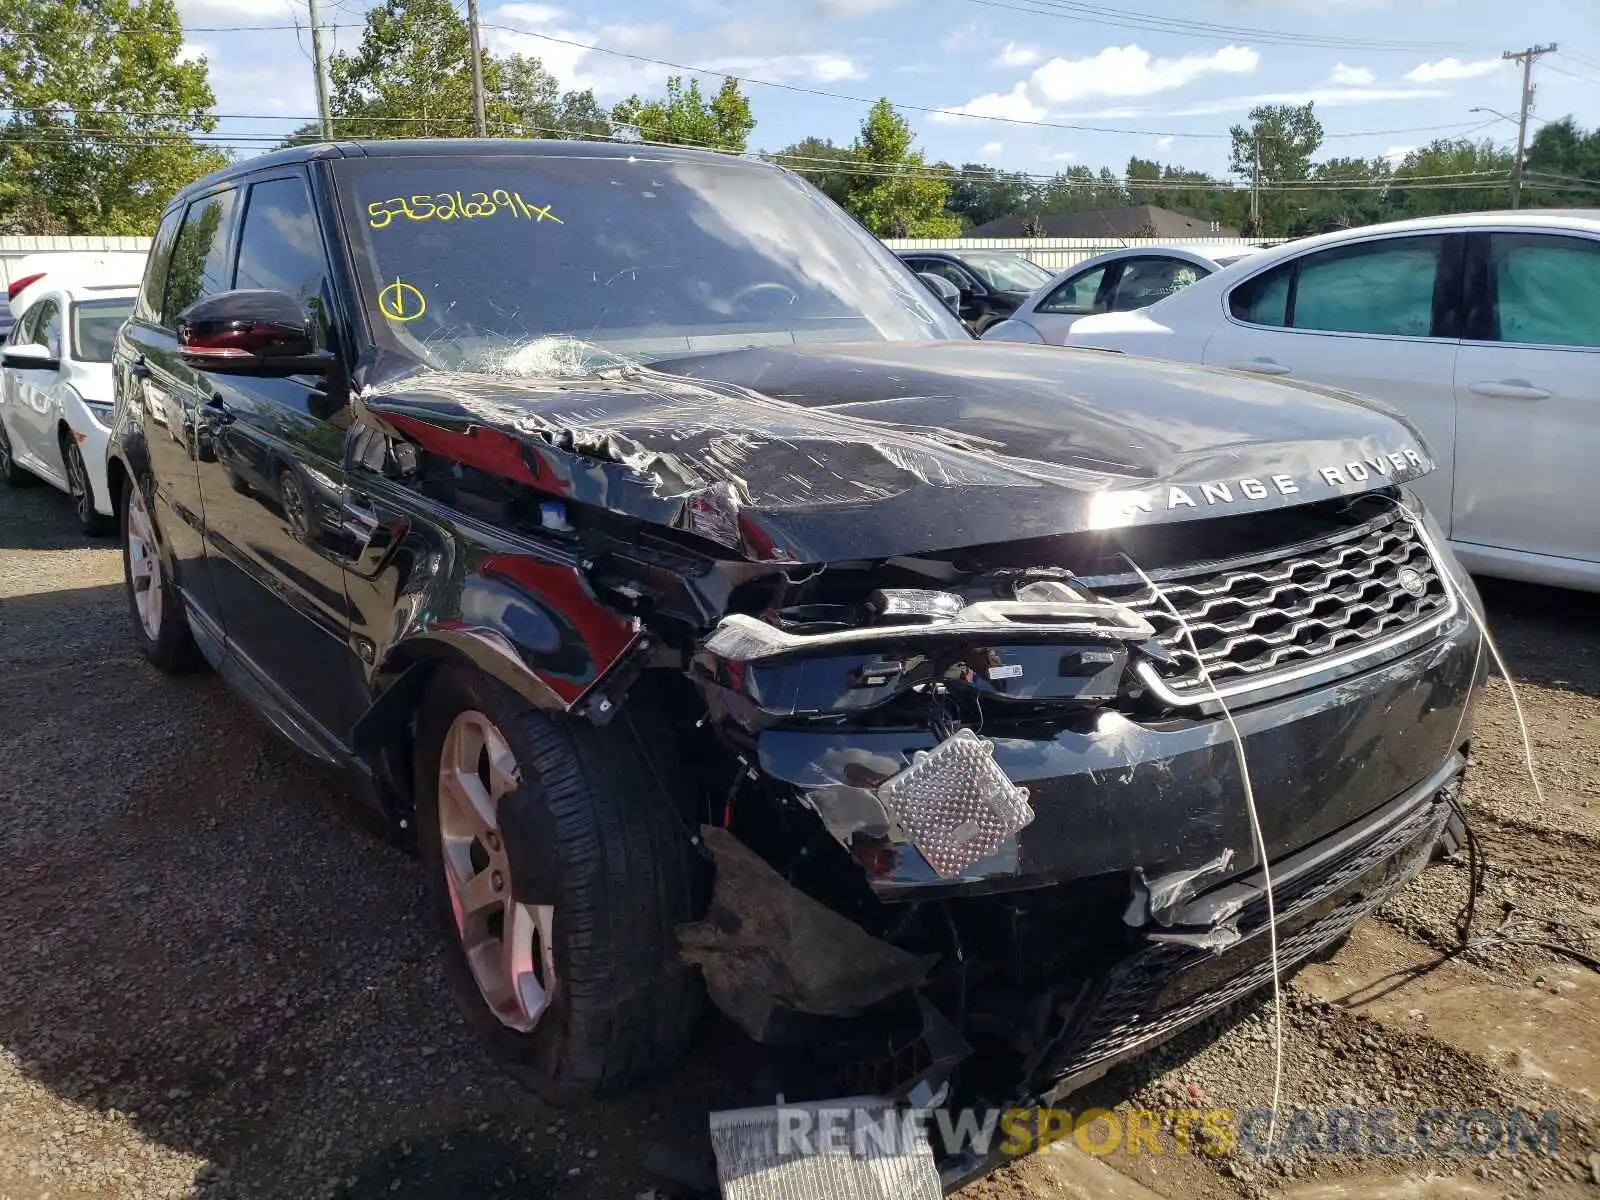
[178, 0, 1600, 182]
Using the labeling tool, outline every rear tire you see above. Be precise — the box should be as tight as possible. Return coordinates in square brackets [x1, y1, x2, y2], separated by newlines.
[121, 474, 203, 673]
[414, 667, 702, 1104]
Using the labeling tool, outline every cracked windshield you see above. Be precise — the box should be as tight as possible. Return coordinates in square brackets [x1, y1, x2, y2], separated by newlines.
[337, 156, 963, 372]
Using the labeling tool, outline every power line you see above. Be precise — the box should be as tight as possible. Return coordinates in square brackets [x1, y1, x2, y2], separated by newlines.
[957, 0, 1486, 53]
[1545, 63, 1600, 87]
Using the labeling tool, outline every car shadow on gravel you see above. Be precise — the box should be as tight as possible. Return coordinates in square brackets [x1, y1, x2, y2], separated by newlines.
[1475, 576, 1600, 699]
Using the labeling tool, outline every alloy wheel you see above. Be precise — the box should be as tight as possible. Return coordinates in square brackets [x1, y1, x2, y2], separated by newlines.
[126, 485, 164, 640]
[66, 442, 92, 523]
[437, 710, 556, 1034]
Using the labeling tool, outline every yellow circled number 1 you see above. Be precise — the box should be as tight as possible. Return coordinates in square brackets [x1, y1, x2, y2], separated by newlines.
[378, 277, 426, 322]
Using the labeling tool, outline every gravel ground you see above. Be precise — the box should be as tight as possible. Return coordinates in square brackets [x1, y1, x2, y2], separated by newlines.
[1, 479, 1596, 1200]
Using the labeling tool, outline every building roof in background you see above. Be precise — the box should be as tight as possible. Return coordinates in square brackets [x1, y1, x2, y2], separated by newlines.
[968, 205, 1240, 239]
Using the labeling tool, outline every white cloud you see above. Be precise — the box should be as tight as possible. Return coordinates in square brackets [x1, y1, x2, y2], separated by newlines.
[495, 2, 566, 22]
[174, 0, 292, 16]
[931, 85, 1047, 124]
[981, 140, 1004, 155]
[705, 52, 865, 82]
[936, 42, 1257, 124]
[995, 42, 1041, 68]
[1049, 150, 1078, 161]
[1330, 62, 1374, 86]
[1163, 85, 1446, 117]
[1404, 56, 1504, 83]
[1382, 144, 1415, 165]
[177, 41, 210, 64]
[813, 0, 905, 15]
[940, 22, 981, 52]
[1030, 44, 1258, 104]
[1155, 134, 1174, 150]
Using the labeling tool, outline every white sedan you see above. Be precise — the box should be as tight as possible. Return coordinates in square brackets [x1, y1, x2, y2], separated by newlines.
[2, 278, 138, 534]
[1063, 211, 1600, 593]
[982, 243, 1266, 345]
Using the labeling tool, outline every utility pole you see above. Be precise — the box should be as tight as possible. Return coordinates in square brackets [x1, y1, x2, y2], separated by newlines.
[1249, 136, 1261, 234]
[1503, 43, 1556, 209]
[466, 0, 488, 137]
[306, 0, 333, 139]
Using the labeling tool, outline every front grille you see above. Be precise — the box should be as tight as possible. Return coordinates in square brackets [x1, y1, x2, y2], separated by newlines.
[1094, 512, 1452, 699]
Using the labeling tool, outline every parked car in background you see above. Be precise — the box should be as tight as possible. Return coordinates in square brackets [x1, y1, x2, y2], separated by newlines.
[894, 248, 1052, 332]
[1063, 211, 1600, 592]
[983, 243, 1266, 345]
[2, 270, 139, 534]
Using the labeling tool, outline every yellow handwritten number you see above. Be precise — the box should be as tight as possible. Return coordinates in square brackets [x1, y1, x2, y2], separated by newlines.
[378, 278, 426, 323]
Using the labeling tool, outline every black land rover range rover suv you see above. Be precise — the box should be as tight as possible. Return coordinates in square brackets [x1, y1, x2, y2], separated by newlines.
[108, 139, 1484, 1186]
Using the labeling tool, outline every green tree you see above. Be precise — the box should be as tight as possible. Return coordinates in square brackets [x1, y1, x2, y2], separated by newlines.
[1524, 117, 1600, 205]
[945, 162, 1033, 229]
[1390, 138, 1513, 217]
[1229, 102, 1323, 235]
[329, 0, 609, 141]
[610, 76, 754, 152]
[840, 98, 959, 237]
[768, 136, 856, 207]
[0, 0, 228, 234]
[1290, 155, 1389, 235]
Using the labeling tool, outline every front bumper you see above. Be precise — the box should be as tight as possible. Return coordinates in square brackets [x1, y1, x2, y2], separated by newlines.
[755, 604, 1482, 898]
[63, 400, 114, 517]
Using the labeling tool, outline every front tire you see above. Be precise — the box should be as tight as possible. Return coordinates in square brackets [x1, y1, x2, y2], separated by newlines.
[121, 474, 203, 672]
[414, 667, 702, 1104]
[64, 437, 112, 536]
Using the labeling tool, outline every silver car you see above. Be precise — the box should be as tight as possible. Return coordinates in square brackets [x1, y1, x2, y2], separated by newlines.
[983, 244, 1265, 345]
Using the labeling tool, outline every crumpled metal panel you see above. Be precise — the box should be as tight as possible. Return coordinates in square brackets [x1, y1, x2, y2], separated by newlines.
[877, 729, 1034, 877]
[708, 1098, 942, 1200]
[677, 826, 938, 1041]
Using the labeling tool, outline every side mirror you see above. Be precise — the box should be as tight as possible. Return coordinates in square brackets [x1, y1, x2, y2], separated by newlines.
[2, 343, 60, 372]
[177, 289, 327, 376]
[916, 272, 962, 315]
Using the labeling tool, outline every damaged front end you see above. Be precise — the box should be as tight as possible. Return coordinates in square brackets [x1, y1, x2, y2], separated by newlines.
[346, 344, 1483, 1188]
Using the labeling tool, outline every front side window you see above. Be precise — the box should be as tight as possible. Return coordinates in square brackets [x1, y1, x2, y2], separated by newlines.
[72, 298, 137, 363]
[163, 188, 239, 324]
[337, 155, 965, 371]
[1111, 258, 1205, 312]
[33, 300, 62, 358]
[234, 175, 335, 348]
[137, 207, 184, 324]
[1036, 265, 1109, 316]
[1487, 233, 1600, 348]
[918, 259, 980, 292]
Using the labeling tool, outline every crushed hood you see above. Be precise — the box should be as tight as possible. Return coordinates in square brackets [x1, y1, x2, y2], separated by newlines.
[357, 340, 1434, 565]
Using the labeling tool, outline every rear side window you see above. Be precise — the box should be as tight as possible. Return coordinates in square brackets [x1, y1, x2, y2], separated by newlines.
[1293, 237, 1441, 337]
[1229, 264, 1291, 326]
[136, 208, 183, 324]
[1487, 233, 1600, 348]
[162, 188, 239, 324]
[233, 176, 335, 349]
[1036, 264, 1110, 315]
[1228, 236, 1444, 337]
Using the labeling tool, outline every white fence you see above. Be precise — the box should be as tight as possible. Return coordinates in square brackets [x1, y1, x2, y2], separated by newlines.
[1, 236, 153, 291]
[883, 236, 1286, 272]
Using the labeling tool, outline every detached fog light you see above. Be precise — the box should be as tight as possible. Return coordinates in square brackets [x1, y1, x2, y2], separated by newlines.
[877, 728, 1033, 877]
